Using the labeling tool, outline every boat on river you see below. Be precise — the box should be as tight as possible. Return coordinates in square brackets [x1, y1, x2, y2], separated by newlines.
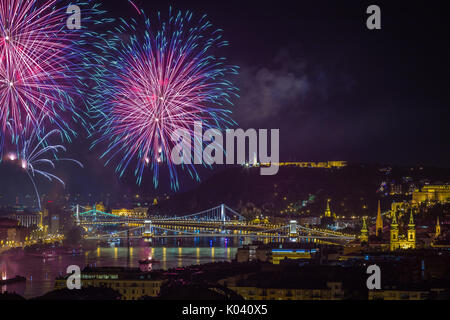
[138, 257, 159, 264]
[0, 275, 26, 285]
[42, 250, 57, 259]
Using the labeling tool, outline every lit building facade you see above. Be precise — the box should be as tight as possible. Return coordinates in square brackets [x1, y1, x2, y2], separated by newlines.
[55, 267, 165, 300]
[271, 248, 317, 264]
[323, 199, 335, 219]
[236, 245, 270, 263]
[7, 213, 40, 228]
[356, 207, 416, 252]
[95, 203, 106, 213]
[390, 210, 416, 251]
[258, 161, 347, 169]
[133, 207, 148, 218]
[369, 290, 429, 300]
[229, 282, 344, 300]
[0, 218, 31, 245]
[360, 217, 368, 243]
[111, 208, 134, 217]
[412, 185, 450, 204]
[49, 215, 60, 235]
[111, 208, 148, 218]
[236, 245, 318, 264]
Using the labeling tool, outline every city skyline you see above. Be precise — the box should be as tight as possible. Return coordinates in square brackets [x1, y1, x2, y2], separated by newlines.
[0, 0, 449, 306]
[0, 0, 448, 196]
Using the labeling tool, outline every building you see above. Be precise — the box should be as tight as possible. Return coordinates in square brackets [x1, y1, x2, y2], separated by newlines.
[412, 185, 450, 204]
[321, 199, 336, 221]
[369, 289, 429, 300]
[236, 243, 321, 264]
[256, 161, 347, 169]
[0, 218, 31, 246]
[111, 207, 147, 218]
[390, 184, 403, 195]
[83, 203, 107, 213]
[376, 201, 383, 237]
[111, 208, 134, 217]
[323, 199, 335, 219]
[368, 283, 449, 300]
[390, 210, 416, 251]
[236, 245, 271, 263]
[133, 207, 148, 218]
[353, 205, 417, 252]
[390, 201, 414, 218]
[298, 216, 321, 225]
[271, 248, 318, 264]
[55, 267, 165, 300]
[360, 217, 368, 243]
[95, 203, 106, 213]
[8, 213, 40, 228]
[355, 202, 417, 251]
[229, 282, 344, 300]
[431, 216, 450, 248]
[49, 215, 60, 235]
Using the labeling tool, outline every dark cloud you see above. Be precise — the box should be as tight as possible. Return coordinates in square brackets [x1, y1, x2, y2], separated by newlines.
[233, 50, 310, 125]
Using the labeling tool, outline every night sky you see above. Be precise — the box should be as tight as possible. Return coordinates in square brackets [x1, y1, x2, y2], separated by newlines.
[0, 0, 448, 200]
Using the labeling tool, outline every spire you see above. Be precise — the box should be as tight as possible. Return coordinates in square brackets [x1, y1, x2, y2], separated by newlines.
[360, 217, 368, 242]
[408, 210, 415, 228]
[324, 199, 332, 218]
[362, 216, 368, 231]
[391, 210, 398, 228]
[435, 216, 441, 238]
[376, 200, 383, 237]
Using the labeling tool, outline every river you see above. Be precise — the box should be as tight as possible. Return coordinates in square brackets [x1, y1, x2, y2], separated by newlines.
[0, 237, 242, 298]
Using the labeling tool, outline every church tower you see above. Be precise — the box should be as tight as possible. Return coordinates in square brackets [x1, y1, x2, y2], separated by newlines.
[407, 210, 416, 247]
[435, 216, 441, 238]
[360, 217, 368, 243]
[390, 210, 399, 251]
[376, 200, 383, 237]
[324, 199, 332, 218]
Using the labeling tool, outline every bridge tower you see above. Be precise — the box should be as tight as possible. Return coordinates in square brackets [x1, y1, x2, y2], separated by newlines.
[220, 204, 226, 223]
[93, 204, 97, 221]
[75, 205, 80, 226]
[289, 220, 298, 237]
[143, 220, 153, 238]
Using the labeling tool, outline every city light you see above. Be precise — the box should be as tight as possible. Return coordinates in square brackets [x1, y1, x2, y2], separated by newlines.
[0, 0, 448, 307]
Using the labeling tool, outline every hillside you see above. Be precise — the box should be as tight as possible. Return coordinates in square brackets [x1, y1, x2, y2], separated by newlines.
[150, 164, 450, 219]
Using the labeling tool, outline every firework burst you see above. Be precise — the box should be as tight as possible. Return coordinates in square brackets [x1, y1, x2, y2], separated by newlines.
[4, 114, 83, 210]
[0, 0, 111, 153]
[90, 8, 239, 189]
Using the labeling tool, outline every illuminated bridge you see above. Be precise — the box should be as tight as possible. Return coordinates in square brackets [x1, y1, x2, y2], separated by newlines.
[74, 204, 244, 225]
[73, 204, 355, 243]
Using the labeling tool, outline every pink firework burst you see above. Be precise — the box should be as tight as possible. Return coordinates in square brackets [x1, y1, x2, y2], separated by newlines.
[90, 9, 239, 189]
[0, 0, 88, 143]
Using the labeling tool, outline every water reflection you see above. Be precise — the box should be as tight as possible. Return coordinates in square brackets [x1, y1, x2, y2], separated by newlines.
[0, 237, 238, 298]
